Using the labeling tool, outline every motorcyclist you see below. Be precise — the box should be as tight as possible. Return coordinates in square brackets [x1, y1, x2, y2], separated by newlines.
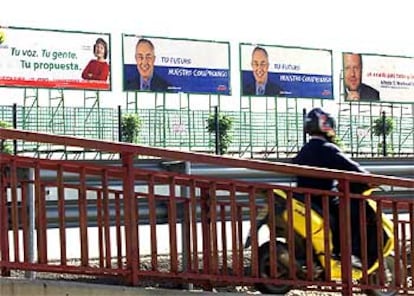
[292, 107, 370, 267]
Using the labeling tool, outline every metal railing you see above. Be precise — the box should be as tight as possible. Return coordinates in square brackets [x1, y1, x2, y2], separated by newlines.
[0, 128, 413, 295]
[6, 159, 412, 230]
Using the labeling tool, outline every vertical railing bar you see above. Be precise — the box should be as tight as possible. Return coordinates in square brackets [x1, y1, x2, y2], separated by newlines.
[267, 188, 277, 279]
[35, 163, 47, 264]
[248, 185, 258, 278]
[322, 193, 331, 281]
[20, 179, 29, 262]
[101, 169, 111, 268]
[78, 166, 89, 267]
[190, 179, 199, 273]
[286, 190, 296, 280]
[148, 174, 158, 271]
[0, 159, 11, 276]
[57, 164, 67, 265]
[122, 152, 138, 285]
[96, 189, 104, 268]
[169, 176, 178, 273]
[359, 197, 368, 281]
[220, 204, 227, 274]
[209, 182, 218, 275]
[304, 192, 313, 281]
[10, 159, 20, 262]
[114, 192, 122, 268]
[229, 183, 238, 276]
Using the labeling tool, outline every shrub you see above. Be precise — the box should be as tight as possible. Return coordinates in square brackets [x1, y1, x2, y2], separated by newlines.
[121, 113, 142, 143]
[206, 113, 233, 155]
[0, 121, 12, 154]
[372, 117, 394, 137]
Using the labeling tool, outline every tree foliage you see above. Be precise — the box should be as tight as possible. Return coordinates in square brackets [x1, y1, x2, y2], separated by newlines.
[0, 121, 12, 154]
[206, 113, 233, 155]
[121, 113, 142, 143]
[372, 117, 394, 137]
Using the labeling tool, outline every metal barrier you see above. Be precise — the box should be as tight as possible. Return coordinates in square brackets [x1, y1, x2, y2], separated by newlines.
[0, 104, 413, 158]
[0, 128, 413, 295]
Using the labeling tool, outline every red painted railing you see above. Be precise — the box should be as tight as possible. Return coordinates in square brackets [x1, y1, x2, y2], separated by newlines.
[0, 128, 413, 295]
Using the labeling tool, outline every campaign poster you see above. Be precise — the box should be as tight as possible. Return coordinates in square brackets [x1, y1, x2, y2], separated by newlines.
[122, 34, 231, 95]
[240, 43, 333, 99]
[0, 26, 111, 90]
[343, 52, 414, 103]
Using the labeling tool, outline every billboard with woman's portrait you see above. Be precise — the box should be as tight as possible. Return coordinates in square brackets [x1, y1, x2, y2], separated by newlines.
[0, 26, 111, 90]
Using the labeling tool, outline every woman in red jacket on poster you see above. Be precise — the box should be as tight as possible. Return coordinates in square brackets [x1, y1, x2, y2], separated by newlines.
[82, 38, 109, 81]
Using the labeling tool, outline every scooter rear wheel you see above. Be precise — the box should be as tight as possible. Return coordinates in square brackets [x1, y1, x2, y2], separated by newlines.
[255, 241, 293, 294]
[366, 255, 399, 296]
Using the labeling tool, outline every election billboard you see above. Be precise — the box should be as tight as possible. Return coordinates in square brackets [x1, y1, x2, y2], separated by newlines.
[343, 52, 414, 103]
[240, 43, 333, 99]
[0, 26, 111, 90]
[122, 34, 231, 95]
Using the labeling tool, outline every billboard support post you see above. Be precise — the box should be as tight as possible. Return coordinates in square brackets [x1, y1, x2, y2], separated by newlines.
[382, 111, 387, 157]
[214, 106, 220, 155]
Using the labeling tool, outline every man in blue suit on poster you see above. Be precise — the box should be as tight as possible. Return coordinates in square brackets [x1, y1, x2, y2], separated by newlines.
[124, 38, 170, 92]
[242, 46, 283, 96]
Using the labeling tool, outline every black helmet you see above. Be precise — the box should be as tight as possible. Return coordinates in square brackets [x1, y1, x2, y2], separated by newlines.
[304, 108, 336, 139]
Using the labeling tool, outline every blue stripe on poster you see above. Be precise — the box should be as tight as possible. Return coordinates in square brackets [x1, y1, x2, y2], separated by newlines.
[241, 71, 333, 99]
[124, 64, 230, 95]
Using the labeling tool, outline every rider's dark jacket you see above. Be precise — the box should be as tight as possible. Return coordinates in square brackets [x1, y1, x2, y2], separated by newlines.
[292, 136, 369, 194]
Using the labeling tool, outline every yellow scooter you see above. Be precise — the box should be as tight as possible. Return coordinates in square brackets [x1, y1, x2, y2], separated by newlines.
[244, 188, 397, 295]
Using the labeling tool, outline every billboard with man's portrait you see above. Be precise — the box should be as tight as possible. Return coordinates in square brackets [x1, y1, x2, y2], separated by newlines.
[0, 26, 111, 90]
[240, 43, 333, 99]
[122, 34, 231, 95]
[343, 52, 414, 103]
